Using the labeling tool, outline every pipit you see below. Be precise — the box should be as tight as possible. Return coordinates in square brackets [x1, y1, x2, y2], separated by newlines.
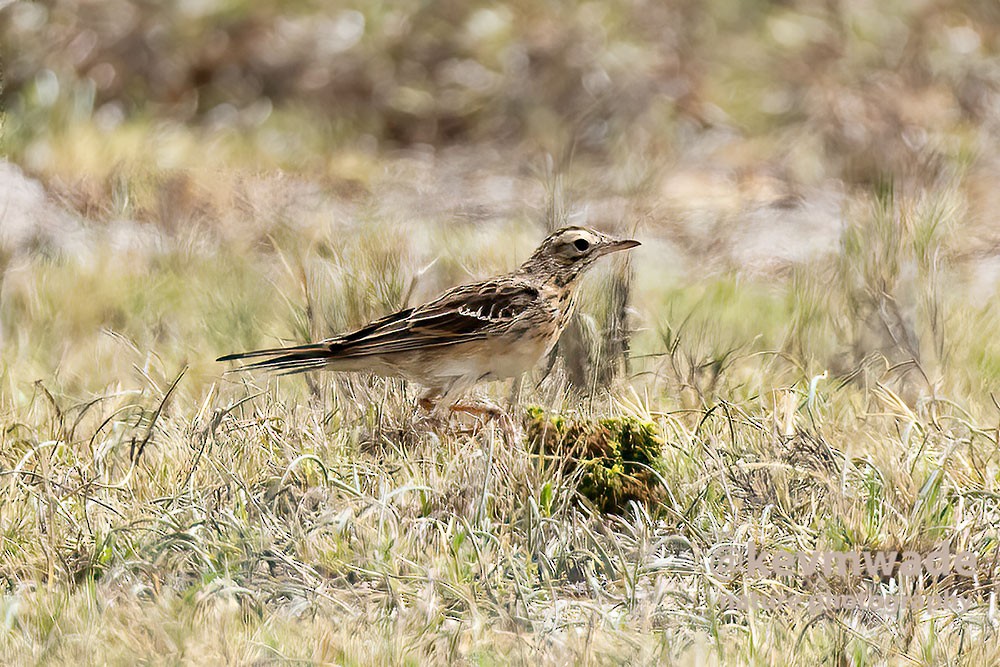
[218, 226, 640, 413]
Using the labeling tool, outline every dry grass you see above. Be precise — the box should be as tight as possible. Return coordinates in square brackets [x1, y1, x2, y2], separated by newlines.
[2, 162, 1000, 665]
[3, 0, 1000, 663]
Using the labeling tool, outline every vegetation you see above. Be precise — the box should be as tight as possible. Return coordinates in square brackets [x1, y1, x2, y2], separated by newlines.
[526, 406, 667, 514]
[2, 0, 1000, 664]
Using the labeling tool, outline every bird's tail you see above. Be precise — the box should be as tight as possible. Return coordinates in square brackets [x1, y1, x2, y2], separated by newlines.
[217, 342, 335, 376]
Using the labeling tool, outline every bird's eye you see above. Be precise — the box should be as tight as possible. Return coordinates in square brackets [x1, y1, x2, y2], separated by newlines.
[573, 239, 590, 252]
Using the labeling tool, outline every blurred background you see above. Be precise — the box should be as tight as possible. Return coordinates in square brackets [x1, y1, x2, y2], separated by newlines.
[4, 5, 1000, 662]
[1, 0, 999, 401]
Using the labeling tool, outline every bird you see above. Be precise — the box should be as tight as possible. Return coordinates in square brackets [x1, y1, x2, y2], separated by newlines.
[217, 226, 640, 414]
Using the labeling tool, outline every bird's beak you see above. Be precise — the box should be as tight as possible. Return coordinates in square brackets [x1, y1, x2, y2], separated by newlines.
[601, 238, 641, 255]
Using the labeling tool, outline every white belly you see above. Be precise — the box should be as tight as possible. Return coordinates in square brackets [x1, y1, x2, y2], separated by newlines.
[429, 333, 553, 382]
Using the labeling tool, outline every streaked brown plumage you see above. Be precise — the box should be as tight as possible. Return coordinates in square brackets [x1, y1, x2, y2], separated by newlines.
[218, 227, 640, 410]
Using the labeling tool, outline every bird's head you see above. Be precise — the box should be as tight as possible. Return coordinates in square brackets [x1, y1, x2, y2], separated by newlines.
[518, 226, 640, 287]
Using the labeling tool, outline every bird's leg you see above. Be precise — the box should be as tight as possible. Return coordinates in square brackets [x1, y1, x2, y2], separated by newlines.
[451, 398, 523, 442]
[418, 386, 465, 422]
[418, 383, 512, 427]
[449, 399, 504, 419]
[440, 377, 504, 419]
[412, 388, 456, 433]
[417, 387, 441, 413]
[430, 379, 475, 420]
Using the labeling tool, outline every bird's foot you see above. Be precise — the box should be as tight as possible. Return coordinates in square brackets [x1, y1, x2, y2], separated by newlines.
[416, 396, 519, 439]
[449, 398, 505, 419]
[451, 399, 524, 441]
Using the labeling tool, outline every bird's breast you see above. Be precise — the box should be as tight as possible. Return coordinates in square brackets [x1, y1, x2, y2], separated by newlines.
[389, 284, 578, 386]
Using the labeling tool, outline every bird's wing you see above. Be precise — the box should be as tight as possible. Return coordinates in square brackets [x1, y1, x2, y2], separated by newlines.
[216, 279, 542, 373]
[326, 278, 542, 357]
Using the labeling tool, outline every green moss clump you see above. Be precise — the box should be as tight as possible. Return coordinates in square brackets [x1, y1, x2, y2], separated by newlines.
[525, 407, 666, 515]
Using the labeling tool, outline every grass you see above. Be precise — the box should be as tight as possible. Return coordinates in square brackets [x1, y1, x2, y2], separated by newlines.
[2, 164, 1000, 664]
[3, 0, 1000, 663]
